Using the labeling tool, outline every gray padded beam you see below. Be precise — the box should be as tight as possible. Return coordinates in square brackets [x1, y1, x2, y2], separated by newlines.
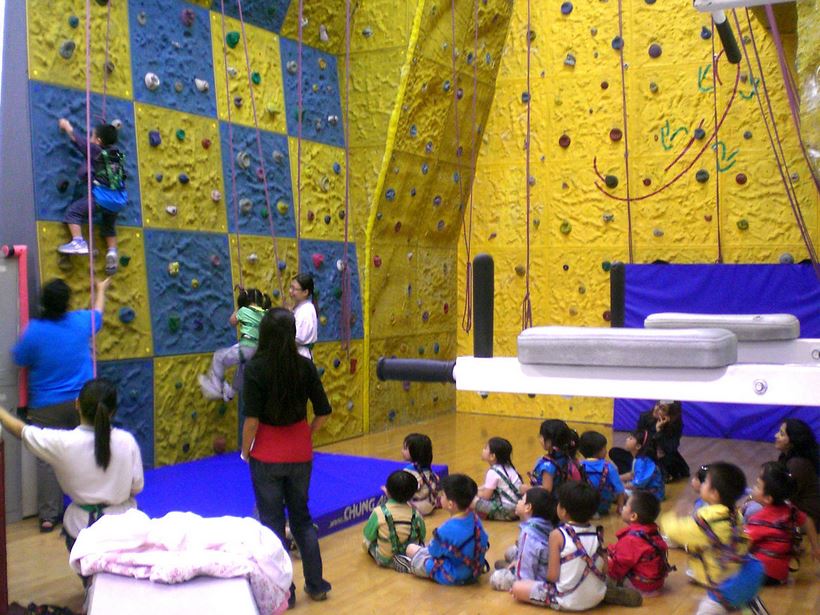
[644, 313, 799, 342]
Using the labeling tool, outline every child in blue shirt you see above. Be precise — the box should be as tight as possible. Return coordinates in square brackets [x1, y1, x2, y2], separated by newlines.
[529, 419, 582, 494]
[579, 431, 626, 516]
[404, 474, 489, 585]
[620, 429, 665, 501]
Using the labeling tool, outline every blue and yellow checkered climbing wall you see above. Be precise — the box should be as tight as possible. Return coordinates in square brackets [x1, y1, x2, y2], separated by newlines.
[26, 0, 364, 466]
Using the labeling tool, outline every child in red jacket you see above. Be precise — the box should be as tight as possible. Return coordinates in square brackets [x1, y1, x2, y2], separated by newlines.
[607, 490, 672, 596]
[745, 461, 820, 585]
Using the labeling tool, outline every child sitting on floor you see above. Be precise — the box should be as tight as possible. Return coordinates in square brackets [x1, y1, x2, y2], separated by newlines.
[620, 429, 665, 502]
[608, 490, 672, 597]
[579, 431, 626, 516]
[661, 462, 765, 614]
[745, 461, 820, 585]
[511, 481, 608, 611]
[490, 487, 557, 592]
[528, 419, 582, 494]
[362, 470, 426, 572]
[404, 474, 489, 585]
[475, 437, 524, 521]
[402, 433, 441, 515]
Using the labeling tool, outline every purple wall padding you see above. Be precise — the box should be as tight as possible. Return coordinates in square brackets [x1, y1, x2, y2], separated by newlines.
[614, 264, 820, 441]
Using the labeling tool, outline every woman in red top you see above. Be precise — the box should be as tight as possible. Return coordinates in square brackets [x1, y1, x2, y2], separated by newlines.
[241, 308, 332, 607]
[745, 462, 820, 585]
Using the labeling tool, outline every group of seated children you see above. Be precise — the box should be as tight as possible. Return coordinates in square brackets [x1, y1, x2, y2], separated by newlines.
[360, 417, 819, 613]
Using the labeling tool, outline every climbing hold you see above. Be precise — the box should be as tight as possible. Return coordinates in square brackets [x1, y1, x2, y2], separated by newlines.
[558, 135, 572, 151]
[225, 31, 240, 48]
[286, 60, 298, 75]
[737, 219, 749, 230]
[210, 190, 221, 202]
[323, 214, 332, 224]
[609, 128, 623, 142]
[194, 78, 209, 92]
[603, 310, 612, 322]
[137, 11, 147, 26]
[560, 2, 573, 15]
[648, 43, 662, 58]
[182, 442, 190, 453]
[653, 228, 664, 237]
[564, 54, 576, 67]
[319, 315, 328, 327]
[59, 40, 76, 60]
[394, 221, 402, 232]
[165, 205, 178, 216]
[701, 26, 712, 40]
[602, 212, 614, 223]
[533, 218, 540, 228]
[645, 0, 656, 4]
[560, 220, 572, 235]
[421, 311, 430, 323]
[318, 58, 327, 71]
[178, 173, 190, 184]
[227, 66, 238, 79]
[704, 214, 713, 222]
[362, 26, 373, 38]
[276, 200, 289, 215]
[433, 342, 440, 354]
[694, 127, 706, 140]
[643, 178, 652, 186]
[611, 36, 624, 51]
[260, 208, 269, 219]
[421, 163, 429, 175]
[201, 138, 211, 149]
[736, 173, 748, 185]
[562, 264, 570, 271]
[251, 71, 261, 85]
[442, 80, 451, 92]
[743, 130, 752, 140]
[234, 96, 243, 108]
[191, 278, 199, 289]
[104, 61, 115, 76]
[332, 162, 341, 174]
[256, 167, 265, 181]
[649, 82, 659, 94]
[514, 265, 526, 277]
[528, 29, 536, 42]
[277, 260, 287, 271]
[68, 15, 79, 28]
[695, 169, 710, 183]
[433, 195, 442, 206]
[373, 255, 382, 267]
[307, 210, 315, 222]
[528, 175, 536, 187]
[175, 129, 185, 141]
[155, 173, 163, 182]
[521, 91, 530, 103]
[168, 261, 180, 276]
[118, 307, 136, 324]
[144, 72, 160, 91]
[319, 24, 329, 42]
[779, 253, 794, 264]
[604, 175, 619, 188]
[247, 253, 258, 264]
[590, 27, 598, 36]
[425, 141, 434, 154]
[265, 103, 277, 116]
[174, 81, 184, 93]
[180, 8, 195, 27]
[601, 81, 609, 90]
[270, 150, 284, 164]
[336, 259, 346, 272]
[602, 261, 612, 272]
[210, 254, 221, 267]
[578, 285, 586, 295]
[110, 119, 123, 131]
[311, 253, 325, 268]
[236, 151, 251, 169]
[385, 188, 396, 201]
[57, 179, 70, 193]
[239, 198, 252, 214]
[436, 220, 445, 231]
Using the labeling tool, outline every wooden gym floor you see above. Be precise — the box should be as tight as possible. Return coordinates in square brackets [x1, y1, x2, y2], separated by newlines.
[7, 413, 819, 613]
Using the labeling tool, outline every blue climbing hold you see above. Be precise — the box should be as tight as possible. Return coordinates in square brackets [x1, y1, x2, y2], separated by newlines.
[433, 195, 442, 206]
[118, 307, 136, 324]
[148, 130, 161, 147]
[561, 2, 573, 15]
[564, 54, 576, 67]
[694, 127, 706, 140]
[409, 125, 417, 138]
[443, 80, 451, 92]
[410, 187, 416, 197]
[701, 26, 712, 40]
[521, 91, 530, 103]
[611, 36, 624, 50]
[178, 173, 190, 184]
[333, 358, 341, 368]
[453, 172, 460, 183]
[433, 342, 440, 354]
[332, 162, 341, 174]
[278, 260, 287, 270]
[421, 163, 429, 175]
[385, 188, 396, 201]
[68, 15, 80, 28]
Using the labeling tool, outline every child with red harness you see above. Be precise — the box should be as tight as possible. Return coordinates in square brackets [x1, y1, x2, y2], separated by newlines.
[475, 437, 524, 521]
[528, 419, 583, 495]
[511, 481, 608, 610]
[402, 433, 442, 515]
[362, 470, 426, 572]
[744, 461, 820, 585]
[607, 490, 672, 597]
[579, 431, 626, 516]
[404, 474, 489, 585]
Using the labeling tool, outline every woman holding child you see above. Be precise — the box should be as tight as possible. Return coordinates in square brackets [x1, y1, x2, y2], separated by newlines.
[241, 307, 333, 607]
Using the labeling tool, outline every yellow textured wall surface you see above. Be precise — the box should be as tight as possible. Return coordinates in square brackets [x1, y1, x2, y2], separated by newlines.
[797, 0, 818, 178]
[37, 222, 153, 360]
[135, 104, 226, 231]
[279, 2, 347, 55]
[229, 235, 298, 302]
[310, 340, 364, 446]
[27, 0, 133, 99]
[457, 2, 818, 421]
[211, 14, 286, 133]
[154, 353, 238, 466]
[288, 139, 348, 242]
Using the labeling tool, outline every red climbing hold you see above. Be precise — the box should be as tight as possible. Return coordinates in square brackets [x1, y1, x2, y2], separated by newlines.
[311, 253, 325, 268]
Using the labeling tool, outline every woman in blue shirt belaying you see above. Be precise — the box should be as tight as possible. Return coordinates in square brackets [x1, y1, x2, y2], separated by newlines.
[11, 276, 110, 532]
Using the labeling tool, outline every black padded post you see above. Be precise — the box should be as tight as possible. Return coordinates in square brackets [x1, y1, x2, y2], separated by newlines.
[473, 253, 494, 358]
[609, 262, 625, 328]
[713, 11, 742, 65]
[376, 358, 456, 383]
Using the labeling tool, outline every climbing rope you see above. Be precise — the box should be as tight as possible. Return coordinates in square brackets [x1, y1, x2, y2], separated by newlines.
[734, 9, 820, 275]
[521, 0, 532, 331]
[616, 0, 634, 264]
[710, 18, 723, 263]
[296, 0, 304, 274]
[84, 0, 98, 375]
[235, 0, 286, 299]
[99, 0, 112, 123]
[217, 0, 245, 289]
[340, 0, 353, 353]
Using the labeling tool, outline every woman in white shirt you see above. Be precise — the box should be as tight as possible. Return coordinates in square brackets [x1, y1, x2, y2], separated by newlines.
[0, 378, 144, 552]
[289, 273, 318, 360]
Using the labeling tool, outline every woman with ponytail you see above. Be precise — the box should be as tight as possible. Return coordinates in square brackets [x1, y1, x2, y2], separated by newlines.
[0, 378, 144, 551]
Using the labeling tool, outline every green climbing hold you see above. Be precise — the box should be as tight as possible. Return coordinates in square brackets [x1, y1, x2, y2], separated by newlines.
[260, 208, 269, 219]
[737, 218, 749, 230]
[251, 71, 261, 85]
[560, 220, 572, 234]
[602, 261, 612, 272]
[695, 169, 710, 183]
[333, 286, 343, 299]
[604, 175, 619, 189]
[169, 315, 181, 332]
[226, 31, 240, 48]
[174, 380, 183, 390]
[119, 255, 131, 267]
[175, 129, 185, 141]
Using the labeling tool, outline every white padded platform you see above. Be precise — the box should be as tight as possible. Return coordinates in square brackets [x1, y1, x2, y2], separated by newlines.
[517, 326, 737, 368]
[644, 313, 800, 342]
[87, 573, 259, 615]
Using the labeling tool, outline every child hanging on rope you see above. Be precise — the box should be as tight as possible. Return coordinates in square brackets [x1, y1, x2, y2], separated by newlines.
[362, 470, 426, 572]
[403, 474, 489, 585]
[57, 119, 127, 275]
[199, 287, 271, 402]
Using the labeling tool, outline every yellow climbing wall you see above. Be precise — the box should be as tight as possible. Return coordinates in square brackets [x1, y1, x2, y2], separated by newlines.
[364, 0, 515, 430]
[457, 1, 819, 422]
[797, 1, 819, 179]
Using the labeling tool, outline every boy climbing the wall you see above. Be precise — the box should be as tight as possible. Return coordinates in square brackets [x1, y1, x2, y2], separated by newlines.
[57, 118, 128, 275]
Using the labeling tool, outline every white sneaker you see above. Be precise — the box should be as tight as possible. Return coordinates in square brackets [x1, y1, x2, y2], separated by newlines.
[57, 238, 89, 255]
[105, 250, 118, 275]
[222, 381, 235, 402]
[198, 374, 222, 400]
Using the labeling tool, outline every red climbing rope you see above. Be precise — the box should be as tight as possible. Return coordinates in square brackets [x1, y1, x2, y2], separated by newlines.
[296, 0, 304, 274]
[520, 0, 532, 331]
[616, 0, 633, 264]
[710, 19, 723, 263]
[217, 0, 245, 289]
[734, 9, 820, 276]
[84, 0, 98, 375]
[340, 0, 353, 353]
[235, 0, 286, 299]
